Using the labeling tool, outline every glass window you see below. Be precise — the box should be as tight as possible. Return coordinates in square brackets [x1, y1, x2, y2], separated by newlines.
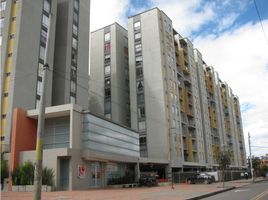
[37, 80, 42, 95]
[139, 136, 146, 145]
[0, 18, 4, 28]
[71, 80, 76, 93]
[104, 43, 111, 52]
[105, 77, 111, 87]
[104, 54, 110, 62]
[135, 56, 142, 65]
[74, 0, 79, 10]
[72, 37, 78, 49]
[134, 21, 141, 31]
[134, 33, 141, 41]
[137, 80, 144, 92]
[138, 106, 145, 118]
[40, 29, 47, 44]
[72, 50, 77, 63]
[43, 0, 50, 13]
[73, 12, 78, 23]
[104, 65, 111, 76]
[104, 101, 111, 113]
[39, 46, 45, 61]
[135, 43, 142, 52]
[104, 32, 110, 42]
[73, 24, 78, 36]
[138, 121, 146, 131]
[136, 67, 143, 77]
[105, 89, 111, 98]
[36, 99, 40, 108]
[38, 63, 44, 77]
[71, 66, 77, 80]
[42, 15, 49, 27]
[0, 1, 6, 11]
[70, 95, 76, 104]
[137, 93, 144, 104]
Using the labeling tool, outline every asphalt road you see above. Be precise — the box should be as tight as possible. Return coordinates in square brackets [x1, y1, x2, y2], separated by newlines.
[203, 180, 268, 200]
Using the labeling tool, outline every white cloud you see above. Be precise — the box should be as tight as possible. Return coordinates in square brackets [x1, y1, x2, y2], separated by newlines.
[90, 0, 129, 32]
[149, 0, 215, 36]
[194, 20, 268, 156]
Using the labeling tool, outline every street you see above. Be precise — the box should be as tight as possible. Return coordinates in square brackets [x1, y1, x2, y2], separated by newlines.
[203, 180, 268, 200]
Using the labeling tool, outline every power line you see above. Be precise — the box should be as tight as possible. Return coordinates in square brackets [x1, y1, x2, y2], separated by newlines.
[253, 0, 268, 46]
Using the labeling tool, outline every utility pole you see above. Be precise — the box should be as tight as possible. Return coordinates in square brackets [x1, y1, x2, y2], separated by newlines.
[33, 14, 52, 200]
[248, 132, 254, 183]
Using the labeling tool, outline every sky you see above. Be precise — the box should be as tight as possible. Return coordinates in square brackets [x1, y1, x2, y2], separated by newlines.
[90, 0, 268, 157]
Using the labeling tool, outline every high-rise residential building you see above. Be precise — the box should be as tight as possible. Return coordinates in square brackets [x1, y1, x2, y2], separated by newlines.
[0, 0, 90, 153]
[128, 7, 246, 176]
[89, 23, 130, 127]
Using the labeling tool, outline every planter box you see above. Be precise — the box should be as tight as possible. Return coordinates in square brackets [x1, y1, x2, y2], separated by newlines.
[18, 185, 26, 191]
[12, 185, 53, 192]
[12, 186, 19, 192]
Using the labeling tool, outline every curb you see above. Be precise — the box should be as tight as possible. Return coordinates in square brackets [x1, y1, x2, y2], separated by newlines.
[185, 186, 236, 200]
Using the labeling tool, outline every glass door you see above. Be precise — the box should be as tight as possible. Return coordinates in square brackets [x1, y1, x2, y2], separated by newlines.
[90, 162, 101, 187]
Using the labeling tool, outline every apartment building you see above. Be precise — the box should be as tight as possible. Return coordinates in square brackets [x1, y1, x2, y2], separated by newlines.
[127, 8, 246, 175]
[89, 23, 130, 127]
[0, 0, 90, 153]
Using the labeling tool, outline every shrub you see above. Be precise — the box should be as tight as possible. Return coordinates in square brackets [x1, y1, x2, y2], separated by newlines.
[19, 161, 35, 185]
[11, 168, 20, 185]
[42, 167, 54, 186]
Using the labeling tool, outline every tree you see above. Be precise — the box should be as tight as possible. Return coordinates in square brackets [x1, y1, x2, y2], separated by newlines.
[1, 159, 9, 190]
[217, 149, 232, 188]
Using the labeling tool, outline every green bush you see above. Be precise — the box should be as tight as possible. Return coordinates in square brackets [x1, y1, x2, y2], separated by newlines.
[19, 161, 35, 185]
[42, 167, 54, 186]
[11, 168, 20, 185]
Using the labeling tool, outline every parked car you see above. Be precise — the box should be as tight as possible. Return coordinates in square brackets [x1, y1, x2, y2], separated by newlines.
[139, 173, 158, 186]
[187, 173, 213, 184]
[199, 173, 216, 182]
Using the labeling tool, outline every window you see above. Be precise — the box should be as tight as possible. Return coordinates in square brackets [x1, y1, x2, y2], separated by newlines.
[135, 56, 142, 65]
[38, 63, 44, 77]
[105, 89, 111, 98]
[39, 46, 45, 61]
[72, 37, 78, 49]
[40, 29, 47, 44]
[73, 12, 78, 23]
[0, 1, 6, 11]
[36, 99, 40, 108]
[104, 54, 110, 63]
[104, 32, 110, 42]
[71, 67, 77, 80]
[73, 24, 78, 36]
[74, 0, 79, 10]
[134, 21, 141, 31]
[105, 77, 111, 87]
[138, 106, 145, 118]
[135, 43, 142, 52]
[37, 80, 42, 95]
[137, 93, 144, 104]
[136, 67, 143, 77]
[136, 80, 144, 92]
[70, 95, 76, 104]
[72, 50, 77, 63]
[43, 0, 50, 13]
[0, 18, 4, 29]
[134, 33, 141, 41]
[104, 43, 111, 52]
[138, 121, 146, 131]
[42, 15, 49, 27]
[139, 136, 147, 145]
[104, 65, 111, 76]
[71, 80, 76, 93]
[104, 101, 111, 113]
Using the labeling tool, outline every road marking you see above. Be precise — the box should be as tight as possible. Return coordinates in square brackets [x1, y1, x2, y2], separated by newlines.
[250, 189, 268, 200]
[234, 189, 249, 192]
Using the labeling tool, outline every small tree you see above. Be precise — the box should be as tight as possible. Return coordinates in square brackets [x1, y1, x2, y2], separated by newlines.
[217, 149, 232, 187]
[42, 167, 54, 186]
[1, 159, 9, 190]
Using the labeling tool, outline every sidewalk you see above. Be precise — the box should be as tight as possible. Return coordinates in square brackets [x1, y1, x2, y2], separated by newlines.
[1, 178, 267, 200]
